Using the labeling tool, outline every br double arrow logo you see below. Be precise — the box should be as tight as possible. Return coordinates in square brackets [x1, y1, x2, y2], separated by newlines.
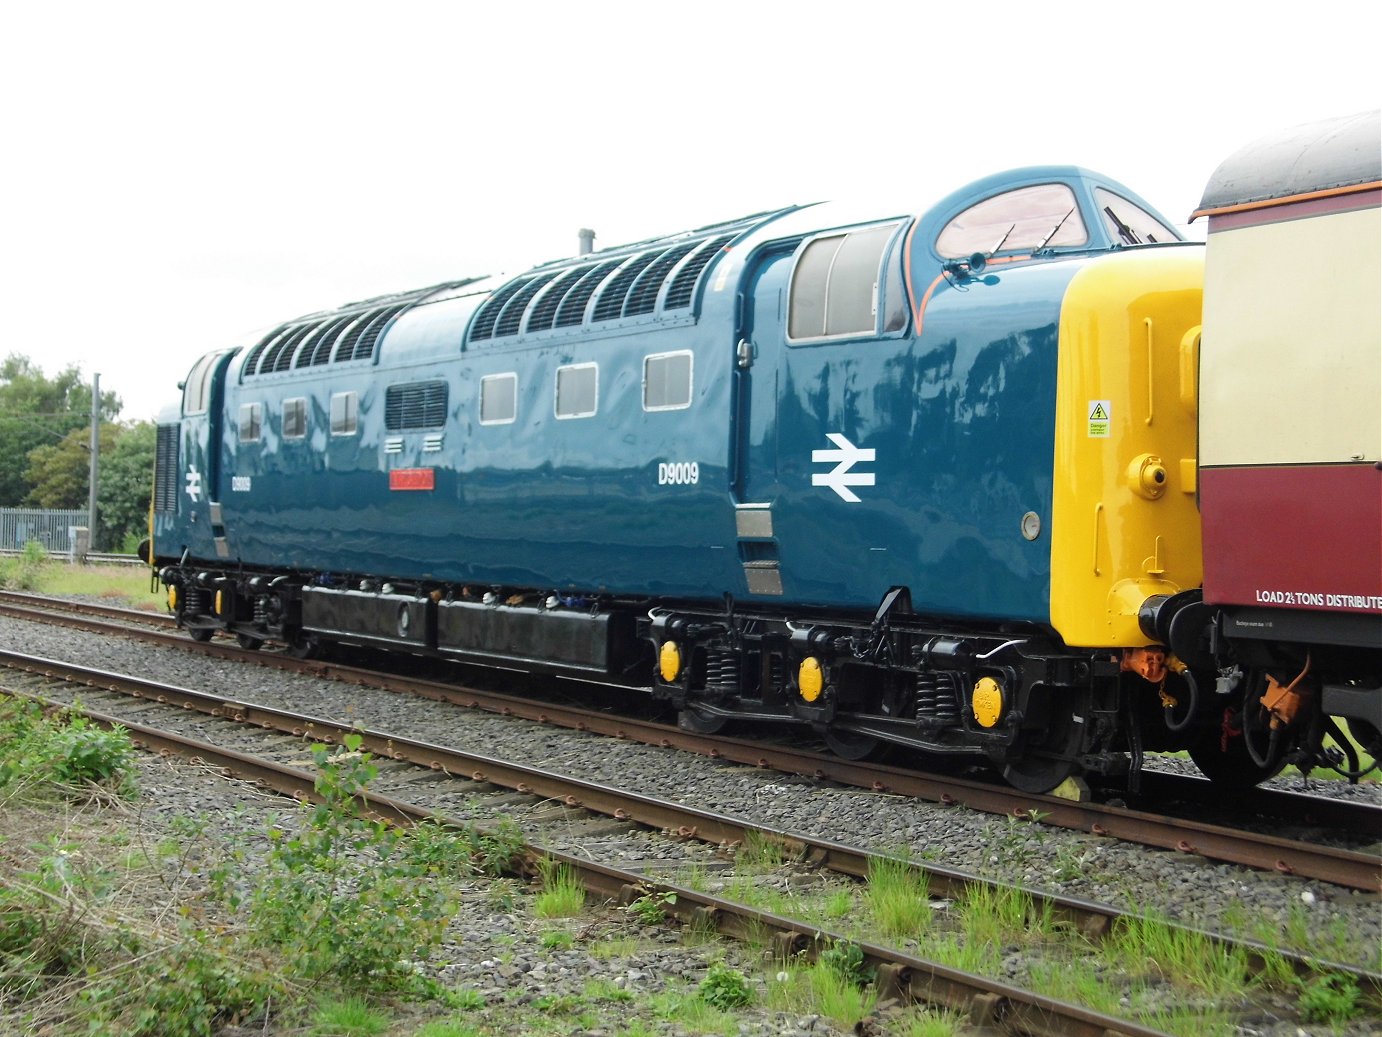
[811, 433, 876, 503]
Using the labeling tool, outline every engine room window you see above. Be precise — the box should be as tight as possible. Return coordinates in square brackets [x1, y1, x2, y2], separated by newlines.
[480, 373, 517, 425]
[330, 391, 358, 436]
[385, 380, 448, 431]
[643, 351, 693, 411]
[555, 363, 598, 419]
[282, 397, 307, 439]
[1094, 188, 1179, 246]
[788, 223, 900, 340]
[936, 183, 1088, 258]
[238, 402, 262, 443]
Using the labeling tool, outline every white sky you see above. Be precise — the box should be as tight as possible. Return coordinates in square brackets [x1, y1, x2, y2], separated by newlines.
[2, 1, 1378, 422]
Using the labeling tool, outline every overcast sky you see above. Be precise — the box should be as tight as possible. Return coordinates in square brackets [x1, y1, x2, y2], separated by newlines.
[3, 1, 1378, 422]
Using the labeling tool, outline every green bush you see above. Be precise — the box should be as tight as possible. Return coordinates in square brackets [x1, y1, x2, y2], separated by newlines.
[0, 698, 136, 796]
[0, 539, 49, 590]
[231, 735, 462, 987]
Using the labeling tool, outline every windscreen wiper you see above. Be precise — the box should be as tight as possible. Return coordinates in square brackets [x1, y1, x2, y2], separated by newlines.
[1036, 208, 1076, 251]
[1104, 205, 1142, 245]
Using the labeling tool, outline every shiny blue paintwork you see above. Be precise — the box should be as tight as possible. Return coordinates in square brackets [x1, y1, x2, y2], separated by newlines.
[153, 166, 1181, 626]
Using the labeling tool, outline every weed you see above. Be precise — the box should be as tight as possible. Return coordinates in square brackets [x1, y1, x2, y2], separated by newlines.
[699, 959, 752, 1009]
[624, 889, 677, 924]
[1109, 910, 1254, 999]
[414, 1019, 483, 1037]
[865, 854, 931, 938]
[735, 830, 787, 870]
[584, 977, 636, 1002]
[818, 940, 874, 988]
[540, 928, 574, 950]
[310, 994, 390, 1035]
[0, 540, 49, 591]
[533, 858, 585, 918]
[0, 698, 137, 797]
[231, 736, 460, 987]
[809, 958, 878, 1026]
[1297, 972, 1361, 1024]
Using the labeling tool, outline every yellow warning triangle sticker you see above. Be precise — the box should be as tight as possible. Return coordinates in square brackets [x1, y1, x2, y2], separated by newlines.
[1089, 403, 1109, 421]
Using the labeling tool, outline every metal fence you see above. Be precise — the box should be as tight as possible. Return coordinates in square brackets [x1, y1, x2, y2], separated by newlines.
[0, 508, 90, 555]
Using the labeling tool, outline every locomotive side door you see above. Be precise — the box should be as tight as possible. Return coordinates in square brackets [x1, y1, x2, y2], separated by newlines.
[730, 244, 796, 596]
[176, 348, 237, 561]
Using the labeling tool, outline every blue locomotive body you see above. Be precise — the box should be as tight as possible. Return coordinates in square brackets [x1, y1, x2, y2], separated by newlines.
[152, 164, 1213, 791]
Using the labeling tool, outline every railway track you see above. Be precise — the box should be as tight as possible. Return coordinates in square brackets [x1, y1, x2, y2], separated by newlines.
[4, 653, 1378, 1036]
[2, 591, 1378, 893]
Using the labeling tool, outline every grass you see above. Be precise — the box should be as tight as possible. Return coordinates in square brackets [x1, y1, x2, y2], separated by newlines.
[532, 860, 585, 918]
[1, 554, 162, 608]
[864, 854, 932, 939]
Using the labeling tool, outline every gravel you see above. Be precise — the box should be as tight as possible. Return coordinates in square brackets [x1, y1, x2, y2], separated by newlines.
[3, 608, 1380, 1034]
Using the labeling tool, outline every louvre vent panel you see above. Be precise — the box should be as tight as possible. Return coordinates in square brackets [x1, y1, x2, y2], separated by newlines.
[242, 276, 486, 376]
[470, 278, 534, 341]
[351, 305, 403, 361]
[384, 380, 449, 431]
[522, 267, 588, 333]
[591, 252, 662, 323]
[664, 235, 733, 310]
[493, 272, 560, 338]
[297, 314, 355, 368]
[154, 424, 180, 513]
[271, 323, 317, 372]
[242, 326, 288, 377]
[623, 242, 697, 316]
[555, 260, 623, 327]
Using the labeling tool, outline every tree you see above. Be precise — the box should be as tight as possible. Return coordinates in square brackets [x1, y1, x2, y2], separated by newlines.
[97, 422, 156, 551]
[24, 425, 116, 509]
[0, 354, 121, 506]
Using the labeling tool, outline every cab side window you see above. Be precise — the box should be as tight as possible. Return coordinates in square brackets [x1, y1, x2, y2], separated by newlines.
[330, 391, 358, 436]
[788, 223, 905, 341]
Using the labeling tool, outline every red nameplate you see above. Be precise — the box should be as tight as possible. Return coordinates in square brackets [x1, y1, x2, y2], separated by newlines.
[389, 468, 435, 491]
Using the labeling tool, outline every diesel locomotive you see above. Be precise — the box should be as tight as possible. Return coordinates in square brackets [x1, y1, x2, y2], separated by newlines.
[145, 110, 1381, 795]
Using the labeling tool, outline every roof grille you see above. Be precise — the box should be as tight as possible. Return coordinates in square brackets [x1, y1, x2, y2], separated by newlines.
[591, 251, 662, 323]
[384, 380, 448, 430]
[349, 305, 405, 361]
[664, 235, 733, 309]
[296, 314, 356, 368]
[523, 266, 588, 333]
[269, 323, 317, 372]
[493, 272, 560, 338]
[470, 277, 535, 341]
[241, 326, 287, 377]
[623, 242, 697, 317]
[555, 260, 623, 327]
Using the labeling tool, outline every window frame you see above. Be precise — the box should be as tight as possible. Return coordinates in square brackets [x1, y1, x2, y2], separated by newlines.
[479, 372, 518, 426]
[786, 221, 906, 344]
[330, 391, 359, 437]
[642, 350, 694, 412]
[282, 397, 307, 440]
[554, 362, 599, 420]
[238, 402, 263, 443]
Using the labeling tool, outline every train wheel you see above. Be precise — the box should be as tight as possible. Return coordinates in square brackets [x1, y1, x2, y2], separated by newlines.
[187, 627, 214, 643]
[235, 633, 263, 651]
[286, 633, 320, 660]
[824, 728, 880, 760]
[678, 706, 727, 734]
[993, 688, 1091, 794]
[1188, 678, 1286, 787]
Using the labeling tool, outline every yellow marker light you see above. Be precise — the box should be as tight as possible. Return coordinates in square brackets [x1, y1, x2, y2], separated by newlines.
[972, 676, 1004, 728]
[658, 641, 682, 683]
[214, 589, 224, 615]
[167, 585, 178, 611]
[798, 657, 824, 702]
